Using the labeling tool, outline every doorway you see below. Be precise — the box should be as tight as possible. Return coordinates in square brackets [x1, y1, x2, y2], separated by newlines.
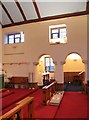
[63, 53, 85, 91]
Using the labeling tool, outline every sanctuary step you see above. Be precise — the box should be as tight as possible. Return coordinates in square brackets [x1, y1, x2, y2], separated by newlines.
[49, 91, 64, 106]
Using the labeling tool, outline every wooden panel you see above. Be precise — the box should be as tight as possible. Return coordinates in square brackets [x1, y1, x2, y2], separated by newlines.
[64, 72, 85, 83]
[56, 83, 64, 91]
[12, 76, 28, 83]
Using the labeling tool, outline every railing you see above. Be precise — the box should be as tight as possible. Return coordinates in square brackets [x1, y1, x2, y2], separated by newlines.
[42, 81, 57, 105]
[0, 96, 34, 120]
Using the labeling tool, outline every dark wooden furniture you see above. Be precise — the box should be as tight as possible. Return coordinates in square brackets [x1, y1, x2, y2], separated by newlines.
[50, 79, 55, 83]
[86, 85, 89, 94]
[64, 72, 85, 83]
[86, 81, 89, 94]
[42, 81, 57, 105]
[8, 76, 28, 89]
[43, 73, 50, 86]
[5, 76, 38, 89]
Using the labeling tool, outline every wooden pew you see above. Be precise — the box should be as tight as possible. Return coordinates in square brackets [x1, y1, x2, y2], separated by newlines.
[6, 76, 28, 89]
[42, 81, 57, 105]
[0, 96, 34, 119]
[7, 76, 38, 89]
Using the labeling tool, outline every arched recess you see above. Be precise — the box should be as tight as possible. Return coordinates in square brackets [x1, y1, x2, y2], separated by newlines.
[63, 52, 85, 88]
[34, 54, 55, 86]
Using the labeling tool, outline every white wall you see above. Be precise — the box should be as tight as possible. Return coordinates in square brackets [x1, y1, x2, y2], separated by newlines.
[2, 15, 87, 84]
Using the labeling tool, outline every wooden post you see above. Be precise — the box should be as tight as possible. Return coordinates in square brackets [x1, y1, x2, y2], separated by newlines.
[42, 81, 57, 105]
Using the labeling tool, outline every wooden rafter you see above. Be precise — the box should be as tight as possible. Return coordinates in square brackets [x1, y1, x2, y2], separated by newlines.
[1, 1, 89, 28]
[0, 1, 14, 23]
[86, 1, 89, 13]
[14, 0, 27, 21]
[32, 0, 41, 19]
[2, 10, 88, 28]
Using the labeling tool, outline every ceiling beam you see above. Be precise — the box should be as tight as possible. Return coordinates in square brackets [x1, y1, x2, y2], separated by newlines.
[32, 0, 41, 19]
[2, 11, 88, 28]
[86, 1, 89, 13]
[0, 1, 14, 24]
[14, 0, 27, 21]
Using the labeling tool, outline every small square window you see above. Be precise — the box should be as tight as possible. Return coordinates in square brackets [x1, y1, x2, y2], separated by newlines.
[49, 24, 67, 44]
[4, 32, 24, 44]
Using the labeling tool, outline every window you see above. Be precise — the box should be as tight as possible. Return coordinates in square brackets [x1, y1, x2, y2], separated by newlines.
[45, 57, 55, 72]
[51, 29, 59, 39]
[49, 24, 67, 44]
[4, 32, 24, 44]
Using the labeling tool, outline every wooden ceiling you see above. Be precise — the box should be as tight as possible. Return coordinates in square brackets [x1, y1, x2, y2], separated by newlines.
[0, 0, 89, 28]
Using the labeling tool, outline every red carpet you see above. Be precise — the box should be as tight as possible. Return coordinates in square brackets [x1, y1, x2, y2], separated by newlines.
[1, 88, 38, 114]
[88, 94, 89, 119]
[24, 90, 87, 119]
[55, 92, 88, 119]
[0, 91, 14, 98]
[23, 89, 58, 118]
[22, 90, 88, 119]
[1, 89, 88, 119]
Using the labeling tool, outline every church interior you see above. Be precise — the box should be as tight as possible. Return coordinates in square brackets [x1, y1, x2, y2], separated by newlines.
[0, 0, 89, 119]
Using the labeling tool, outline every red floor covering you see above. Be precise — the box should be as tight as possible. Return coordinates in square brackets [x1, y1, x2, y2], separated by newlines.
[23, 90, 88, 119]
[1, 89, 88, 119]
[55, 92, 88, 119]
[1, 88, 38, 114]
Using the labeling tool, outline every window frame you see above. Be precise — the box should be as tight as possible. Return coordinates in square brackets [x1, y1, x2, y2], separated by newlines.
[51, 26, 66, 39]
[51, 28, 59, 39]
[49, 24, 67, 44]
[5, 32, 24, 44]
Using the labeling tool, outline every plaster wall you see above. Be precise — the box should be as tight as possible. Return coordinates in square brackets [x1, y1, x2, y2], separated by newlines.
[2, 15, 87, 84]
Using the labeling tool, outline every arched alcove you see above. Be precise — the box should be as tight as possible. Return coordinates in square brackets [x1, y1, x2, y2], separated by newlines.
[63, 52, 85, 91]
[35, 54, 55, 86]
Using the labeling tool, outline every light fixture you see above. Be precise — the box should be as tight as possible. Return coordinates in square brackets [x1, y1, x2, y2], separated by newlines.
[68, 53, 81, 61]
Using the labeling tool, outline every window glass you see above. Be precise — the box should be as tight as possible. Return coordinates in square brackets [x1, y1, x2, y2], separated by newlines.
[8, 35, 14, 44]
[9, 39, 14, 44]
[15, 34, 20, 38]
[45, 58, 50, 66]
[50, 66, 54, 71]
[21, 32, 24, 42]
[45, 57, 54, 72]
[52, 29, 58, 33]
[52, 33, 59, 39]
[50, 58, 54, 66]
[9, 35, 14, 39]
[15, 38, 20, 43]
[60, 28, 66, 38]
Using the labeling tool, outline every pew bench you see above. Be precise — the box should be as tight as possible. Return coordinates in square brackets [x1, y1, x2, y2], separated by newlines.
[0, 96, 34, 119]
